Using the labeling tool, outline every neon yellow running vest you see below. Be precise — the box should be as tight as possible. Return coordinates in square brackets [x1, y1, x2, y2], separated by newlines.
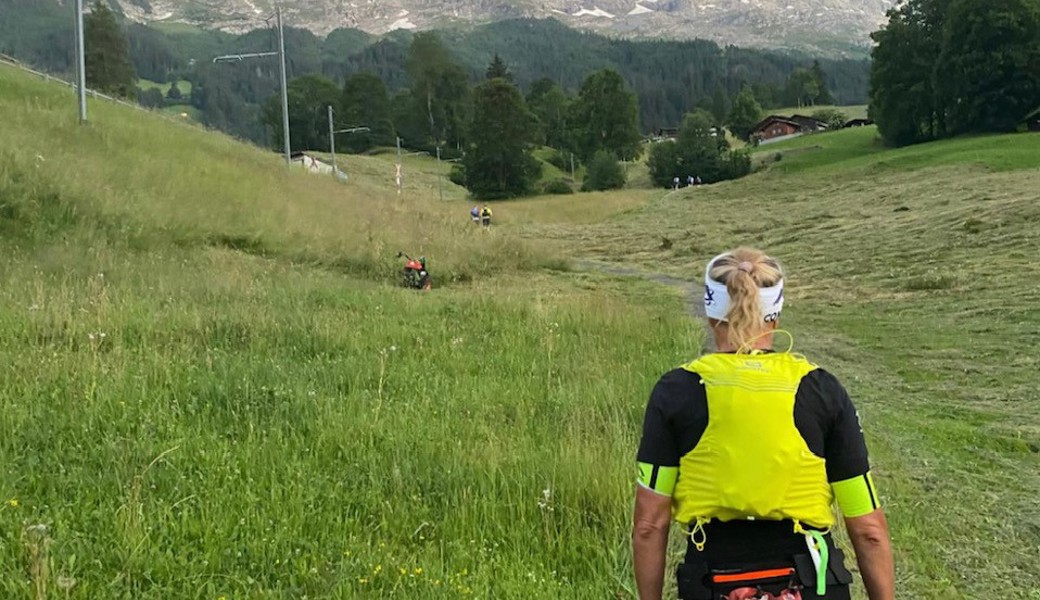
[673, 352, 835, 533]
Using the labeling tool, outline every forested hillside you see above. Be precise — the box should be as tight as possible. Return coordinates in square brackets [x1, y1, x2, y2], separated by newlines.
[0, 2, 869, 144]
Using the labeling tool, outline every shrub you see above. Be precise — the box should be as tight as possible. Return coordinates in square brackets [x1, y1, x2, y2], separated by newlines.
[811, 108, 849, 131]
[448, 164, 466, 187]
[543, 178, 574, 195]
[581, 150, 626, 192]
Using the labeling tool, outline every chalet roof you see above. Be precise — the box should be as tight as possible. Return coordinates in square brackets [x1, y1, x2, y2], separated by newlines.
[752, 115, 801, 132]
[789, 114, 828, 128]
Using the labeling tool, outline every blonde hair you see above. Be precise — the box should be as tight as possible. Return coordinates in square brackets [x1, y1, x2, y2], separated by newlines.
[708, 247, 784, 352]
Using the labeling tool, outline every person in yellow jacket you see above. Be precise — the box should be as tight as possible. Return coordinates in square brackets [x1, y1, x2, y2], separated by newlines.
[632, 248, 894, 600]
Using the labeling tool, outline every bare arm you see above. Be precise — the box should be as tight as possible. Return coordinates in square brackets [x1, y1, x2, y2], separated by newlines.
[633, 485, 672, 600]
[844, 509, 895, 600]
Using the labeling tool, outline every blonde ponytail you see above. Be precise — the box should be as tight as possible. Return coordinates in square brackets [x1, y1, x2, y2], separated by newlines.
[707, 248, 784, 352]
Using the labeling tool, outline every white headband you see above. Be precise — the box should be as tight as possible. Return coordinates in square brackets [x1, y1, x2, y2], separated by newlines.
[703, 253, 784, 322]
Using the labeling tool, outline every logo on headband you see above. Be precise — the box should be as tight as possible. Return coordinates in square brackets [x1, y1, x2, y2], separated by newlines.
[774, 286, 784, 306]
[704, 285, 715, 306]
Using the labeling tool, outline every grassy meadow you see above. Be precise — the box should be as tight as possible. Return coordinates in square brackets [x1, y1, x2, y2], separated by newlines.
[137, 79, 193, 96]
[2, 61, 1040, 600]
[0, 62, 698, 599]
[519, 127, 1040, 597]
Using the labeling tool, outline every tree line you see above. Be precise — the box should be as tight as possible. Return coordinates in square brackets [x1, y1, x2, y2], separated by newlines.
[870, 0, 1040, 146]
[0, 0, 870, 143]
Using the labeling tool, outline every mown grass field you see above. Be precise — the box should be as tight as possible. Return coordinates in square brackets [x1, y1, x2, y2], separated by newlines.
[137, 79, 193, 96]
[2, 62, 1039, 600]
[521, 126, 1040, 598]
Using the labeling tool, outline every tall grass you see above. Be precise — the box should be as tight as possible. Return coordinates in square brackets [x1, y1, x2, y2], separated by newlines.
[0, 66, 548, 285]
[0, 64, 706, 598]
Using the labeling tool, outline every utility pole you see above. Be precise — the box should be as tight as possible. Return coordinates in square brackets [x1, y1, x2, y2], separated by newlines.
[212, 15, 289, 165]
[328, 104, 336, 177]
[326, 105, 369, 183]
[276, 5, 291, 165]
[436, 145, 442, 202]
[396, 136, 403, 195]
[75, 0, 87, 124]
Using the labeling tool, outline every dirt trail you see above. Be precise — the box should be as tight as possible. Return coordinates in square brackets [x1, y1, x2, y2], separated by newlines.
[575, 259, 705, 318]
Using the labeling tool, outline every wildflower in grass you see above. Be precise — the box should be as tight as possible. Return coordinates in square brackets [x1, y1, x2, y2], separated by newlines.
[399, 567, 407, 576]
[537, 485, 554, 513]
[25, 523, 48, 537]
[372, 564, 382, 575]
[413, 567, 423, 576]
[56, 575, 76, 591]
[7, 498, 18, 508]
[358, 578, 368, 584]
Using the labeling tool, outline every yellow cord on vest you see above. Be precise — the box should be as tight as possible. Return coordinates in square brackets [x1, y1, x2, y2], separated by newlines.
[687, 518, 709, 552]
[738, 328, 796, 354]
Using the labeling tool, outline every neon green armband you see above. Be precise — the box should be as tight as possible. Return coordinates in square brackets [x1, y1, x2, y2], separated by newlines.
[637, 462, 678, 496]
[831, 472, 880, 517]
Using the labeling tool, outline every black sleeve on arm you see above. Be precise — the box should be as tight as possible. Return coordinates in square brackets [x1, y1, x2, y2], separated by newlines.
[636, 377, 682, 468]
[637, 368, 704, 467]
[816, 369, 872, 483]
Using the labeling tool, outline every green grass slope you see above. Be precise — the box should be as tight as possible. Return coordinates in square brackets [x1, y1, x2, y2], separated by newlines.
[523, 128, 1040, 597]
[0, 63, 697, 599]
[754, 125, 1040, 176]
[4, 60, 1040, 600]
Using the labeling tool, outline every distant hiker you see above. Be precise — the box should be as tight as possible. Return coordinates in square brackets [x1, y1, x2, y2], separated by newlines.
[633, 247, 895, 600]
[673, 176, 680, 190]
[470, 205, 480, 225]
[480, 205, 493, 228]
[696, 176, 703, 185]
[687, 175, 695, 187]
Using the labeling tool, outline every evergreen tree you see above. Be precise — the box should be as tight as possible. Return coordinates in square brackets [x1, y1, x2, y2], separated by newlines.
[166, 81, 183, 101]
[811, 60, 835, 105]
[784, 68, 820, 107]
[527, 79, 572, 149]
[527, 77, 556, 101]
[84, 0, 136, 98]
[486, 54, 512, 81]
[570, 69, 642, 162]
[340, 72, 396, 153]
[405, 32, 471, 150]
[390, 90, 428, 151]
[262, 74, 341, 152]
[711, 87, 731, 123]
[581, 150, 626, 191]
[464, 78, 541, 199]
[726, 87, 764, 141]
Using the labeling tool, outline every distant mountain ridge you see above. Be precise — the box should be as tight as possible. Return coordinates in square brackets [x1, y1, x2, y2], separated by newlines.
[109, 0, 889, 55]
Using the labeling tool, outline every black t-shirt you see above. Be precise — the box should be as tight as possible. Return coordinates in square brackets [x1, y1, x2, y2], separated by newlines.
[637, 360, 872, 560]
[637, 365, 870, 483]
